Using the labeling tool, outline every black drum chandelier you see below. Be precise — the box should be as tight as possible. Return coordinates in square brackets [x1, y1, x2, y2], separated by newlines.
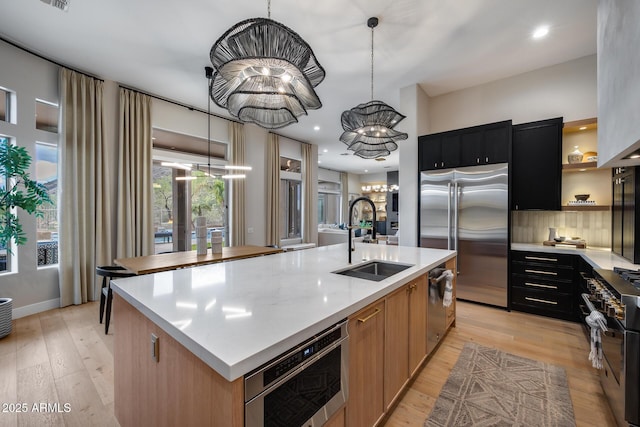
[208, 0, 325, 130]
[340, 17, 408, 159]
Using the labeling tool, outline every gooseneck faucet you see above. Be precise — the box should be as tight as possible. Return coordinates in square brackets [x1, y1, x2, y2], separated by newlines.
[348, 196, 376, 264]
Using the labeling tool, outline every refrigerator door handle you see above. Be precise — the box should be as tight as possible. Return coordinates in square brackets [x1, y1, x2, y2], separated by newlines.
[454, 182, 460, 274]
[447, 182, 452, 250]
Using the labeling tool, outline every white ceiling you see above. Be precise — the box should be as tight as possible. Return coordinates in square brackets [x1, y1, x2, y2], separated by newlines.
[0, 0, 597, 174]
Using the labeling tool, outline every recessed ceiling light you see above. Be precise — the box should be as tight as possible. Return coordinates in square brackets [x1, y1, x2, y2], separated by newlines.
[318, 160, 322, 163]
[323, 148, 328, 153]
[364, 169, 368, 173]
[314, 125, 320, 131]
[532, 25, 549, 40]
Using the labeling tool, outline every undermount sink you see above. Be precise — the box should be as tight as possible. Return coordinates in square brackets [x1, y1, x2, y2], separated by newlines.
[333, 260, 413, 282]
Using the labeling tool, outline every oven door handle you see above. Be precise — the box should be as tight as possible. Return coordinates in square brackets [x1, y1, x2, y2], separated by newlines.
[581, 293, 608, 331]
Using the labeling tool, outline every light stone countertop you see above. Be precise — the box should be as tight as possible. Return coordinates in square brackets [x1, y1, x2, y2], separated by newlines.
[111, 243, 456, 381]
[511, 243, 639, 270]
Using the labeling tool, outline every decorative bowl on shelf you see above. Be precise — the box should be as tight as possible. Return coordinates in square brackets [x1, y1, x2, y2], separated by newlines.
[582, 151, 597, 162]
[574, 194, 590, 201]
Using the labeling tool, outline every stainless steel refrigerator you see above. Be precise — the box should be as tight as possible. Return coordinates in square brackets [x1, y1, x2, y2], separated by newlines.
[420, 163, 508, 307]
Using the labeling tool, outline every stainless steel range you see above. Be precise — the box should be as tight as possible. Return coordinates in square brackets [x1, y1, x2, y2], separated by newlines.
[582, 268, 640, 427]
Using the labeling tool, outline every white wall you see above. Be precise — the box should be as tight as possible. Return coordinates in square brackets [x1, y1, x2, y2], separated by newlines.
[597, 0, 640, 166]
[0, 40, 60, 315]
[398, 84, 430, 247]
[428, 55, 597, 132]
[398, 55, 597, 248]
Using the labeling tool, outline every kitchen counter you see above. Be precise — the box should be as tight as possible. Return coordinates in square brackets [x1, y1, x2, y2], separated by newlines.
[111, 243, 455, 381]
[511, 243, 639, 270]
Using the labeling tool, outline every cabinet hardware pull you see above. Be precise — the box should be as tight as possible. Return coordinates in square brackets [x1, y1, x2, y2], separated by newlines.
[524, 256, 557, 262]
[525, 297, 558, 305]
[525, 282, 557, 289]
[525, 269, 557, 276]
[358, 308, 381, 323]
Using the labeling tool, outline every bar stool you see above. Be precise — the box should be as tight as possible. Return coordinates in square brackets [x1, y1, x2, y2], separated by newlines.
[97, 265, 135, 334]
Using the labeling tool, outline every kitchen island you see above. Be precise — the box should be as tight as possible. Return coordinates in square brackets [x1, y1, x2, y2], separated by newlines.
[111, 243, 456, 426]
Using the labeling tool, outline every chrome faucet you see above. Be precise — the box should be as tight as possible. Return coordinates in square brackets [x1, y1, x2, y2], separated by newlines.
[348, 197, 376, 264]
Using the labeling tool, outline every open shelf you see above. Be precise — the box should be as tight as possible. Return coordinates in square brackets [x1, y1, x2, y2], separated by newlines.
[562, 161, 598, 171]
[561, 205, 611, 211]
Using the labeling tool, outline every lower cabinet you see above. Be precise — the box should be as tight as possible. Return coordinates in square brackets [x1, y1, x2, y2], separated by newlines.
[347, 264, 456, 425]
[510, 251, 577, 321]
[347, 301, 385, 427]
[384, 275, 427, 409]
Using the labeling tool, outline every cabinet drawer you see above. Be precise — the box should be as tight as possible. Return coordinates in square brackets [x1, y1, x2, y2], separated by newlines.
[511, 261, 574, 281]
[511, 275, 573, 293]
[511, 286, 573, 313]
[511, 251, 575, 267]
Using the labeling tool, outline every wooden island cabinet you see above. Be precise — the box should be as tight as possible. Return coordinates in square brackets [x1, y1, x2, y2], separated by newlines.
[347, 268, 454, 426]
[112, 245, 456, 427]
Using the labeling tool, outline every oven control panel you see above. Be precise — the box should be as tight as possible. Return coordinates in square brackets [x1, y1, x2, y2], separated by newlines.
[587, 278, 625, 320]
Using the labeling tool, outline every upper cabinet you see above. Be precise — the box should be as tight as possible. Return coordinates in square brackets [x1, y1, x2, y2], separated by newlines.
[511, 117, 563, 211]
[419, 120, 511, 171]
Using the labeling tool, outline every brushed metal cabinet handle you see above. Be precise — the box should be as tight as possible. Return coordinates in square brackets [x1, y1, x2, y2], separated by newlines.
[525, 297, 558, 305]
[358, 307, 381, 323]
[525, 269, 557, 276]
[525, 256, 557, 262]
[525, 282, 558, 290]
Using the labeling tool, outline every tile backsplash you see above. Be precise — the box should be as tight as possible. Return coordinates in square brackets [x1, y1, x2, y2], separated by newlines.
[511, 210, 611, 248]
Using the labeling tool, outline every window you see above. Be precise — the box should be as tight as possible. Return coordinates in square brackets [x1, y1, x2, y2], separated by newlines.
[0, 89, 8, 123]
[36, 142, 58, 266]
[152, 139, 228, 254]
[35, 99, 59, 133]
[280, 179, 301, 240]
[318, 181, 341, 225]
[280, 156, 301, 173]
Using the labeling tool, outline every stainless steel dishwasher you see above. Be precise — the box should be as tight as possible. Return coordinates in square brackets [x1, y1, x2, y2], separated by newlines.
[427, 265, 448, 354]
[244, 319, 349, 427]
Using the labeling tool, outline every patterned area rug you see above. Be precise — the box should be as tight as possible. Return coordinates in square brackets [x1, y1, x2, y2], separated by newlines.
[425, 342, 576, 427]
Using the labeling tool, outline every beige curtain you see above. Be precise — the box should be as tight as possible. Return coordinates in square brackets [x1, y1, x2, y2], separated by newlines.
[59, 68, 108, 306]
[340, 172, 349, 225]
[116, 88, 153, 258]
[301, 143, 317, 244]
[229, 122, 245, 246]
[266, 133, 280, 246]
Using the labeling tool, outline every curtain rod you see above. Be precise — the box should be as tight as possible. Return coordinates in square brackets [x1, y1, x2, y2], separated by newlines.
[0, 36, 104, 82]
[269, 131, 311, 146]
[0, 36, 239, 125]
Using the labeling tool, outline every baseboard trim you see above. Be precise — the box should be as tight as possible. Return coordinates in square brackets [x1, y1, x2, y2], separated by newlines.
[12, 298, 60, 319]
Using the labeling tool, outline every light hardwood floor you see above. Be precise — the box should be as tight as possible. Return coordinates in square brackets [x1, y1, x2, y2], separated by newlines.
[0, 301, 616, 427]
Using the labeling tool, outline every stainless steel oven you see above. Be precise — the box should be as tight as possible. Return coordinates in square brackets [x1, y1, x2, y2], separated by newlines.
[583, 268, 640, 427]
[244, 320, 348, 427]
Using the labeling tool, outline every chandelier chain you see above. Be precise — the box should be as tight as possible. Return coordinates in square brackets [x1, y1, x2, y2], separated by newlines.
[370, 25, 374, 100]
[268, 0, 271, 19]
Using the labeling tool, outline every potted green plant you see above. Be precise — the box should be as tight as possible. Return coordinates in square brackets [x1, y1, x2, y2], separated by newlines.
[0, 139, 52, 338]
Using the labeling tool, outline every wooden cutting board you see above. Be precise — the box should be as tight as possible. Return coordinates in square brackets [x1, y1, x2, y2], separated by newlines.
[543, 240, 587, 249]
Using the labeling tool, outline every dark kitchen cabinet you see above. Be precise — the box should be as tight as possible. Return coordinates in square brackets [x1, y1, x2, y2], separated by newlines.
[459, 121, 511, 166]
[510, 250, 577, 321]
[418, 133, 460, 170]
[418, 120, 511, 171]
[511, 117, 563, 210]
[612, 166, 640, 263]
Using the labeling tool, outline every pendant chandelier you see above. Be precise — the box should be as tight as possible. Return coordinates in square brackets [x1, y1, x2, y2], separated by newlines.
[340, 17, 408, 159]
[208, 0, 325, 130]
